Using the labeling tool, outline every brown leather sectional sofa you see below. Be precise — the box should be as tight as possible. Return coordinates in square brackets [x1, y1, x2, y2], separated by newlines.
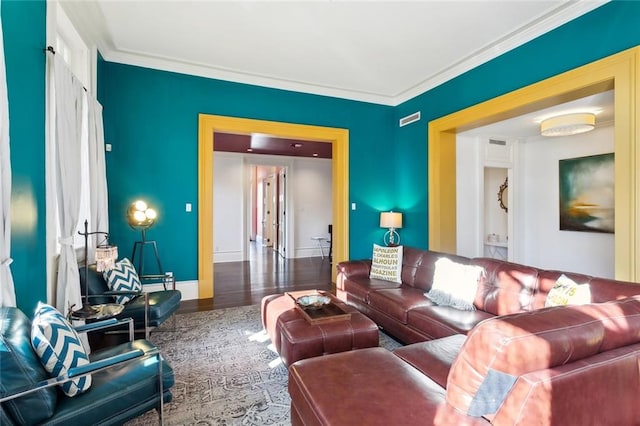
[287, 246, 640, 425]
[336, 247, 640, 343]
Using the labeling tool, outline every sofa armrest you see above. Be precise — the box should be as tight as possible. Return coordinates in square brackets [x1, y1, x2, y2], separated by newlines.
[336, 260, 371, 278]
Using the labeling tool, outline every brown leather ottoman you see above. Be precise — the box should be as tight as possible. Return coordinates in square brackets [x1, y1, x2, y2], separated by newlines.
[261, 292, 379, 366]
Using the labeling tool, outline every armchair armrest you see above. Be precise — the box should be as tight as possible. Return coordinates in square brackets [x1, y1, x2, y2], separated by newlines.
[74, 318, 135, 342]
[139, 273, 176, 291]
[0, 348, 149, 403]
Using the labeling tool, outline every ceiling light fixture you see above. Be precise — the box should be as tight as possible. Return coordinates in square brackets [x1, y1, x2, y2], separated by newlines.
[540, 113, 595, 137]
[291, 143, 303, 148]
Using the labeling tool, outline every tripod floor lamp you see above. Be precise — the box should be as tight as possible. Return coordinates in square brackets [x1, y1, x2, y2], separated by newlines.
[127, 200, 163, 278]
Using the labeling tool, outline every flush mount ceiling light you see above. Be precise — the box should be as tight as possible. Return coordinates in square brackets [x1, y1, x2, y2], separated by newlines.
[540, 113, 596, 137]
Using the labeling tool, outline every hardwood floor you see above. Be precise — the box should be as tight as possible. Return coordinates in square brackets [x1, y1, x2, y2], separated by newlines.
[178, 243, 333, 313]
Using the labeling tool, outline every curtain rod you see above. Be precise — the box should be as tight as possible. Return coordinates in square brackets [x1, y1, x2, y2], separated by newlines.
[45, 45, 88, 93]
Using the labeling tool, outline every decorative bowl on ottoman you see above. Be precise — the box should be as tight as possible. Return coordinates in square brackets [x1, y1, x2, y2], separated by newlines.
[296, 294, 331, 310]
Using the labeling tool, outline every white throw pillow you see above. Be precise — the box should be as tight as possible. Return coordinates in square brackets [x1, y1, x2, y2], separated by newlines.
[31, 302, 92, 397]
[545, 274, 591, 307]
[369, 244, 403, 283]
[426, 257, 483, 311]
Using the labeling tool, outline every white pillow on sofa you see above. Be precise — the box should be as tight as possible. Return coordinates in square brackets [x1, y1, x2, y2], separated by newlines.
[369, 244, 403, 283]
[426, 257, 483, 311]
[545, 274, 591, 307]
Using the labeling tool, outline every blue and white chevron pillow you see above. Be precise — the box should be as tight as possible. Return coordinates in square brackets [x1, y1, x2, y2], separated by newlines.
[31, 302, 92, 397]
[103, 257, 142, 304]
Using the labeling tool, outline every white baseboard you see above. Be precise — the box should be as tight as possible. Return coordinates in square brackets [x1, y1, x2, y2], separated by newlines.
[294, 247, 329, 258]
[214, 251, 244, 263]
[144, 280, 199, 301]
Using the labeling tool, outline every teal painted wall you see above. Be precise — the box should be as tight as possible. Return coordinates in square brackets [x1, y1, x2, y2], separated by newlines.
[97, 63, 395, 277]
[394, 1, 640, 248]
[3, 0, 47, 314]
[5, 1, 640, 310]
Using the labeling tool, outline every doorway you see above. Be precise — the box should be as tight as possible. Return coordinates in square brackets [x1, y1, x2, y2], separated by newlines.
[198, 115, 349, 299]
[428, 46, 639, 281]
[252, 164, 287, 257]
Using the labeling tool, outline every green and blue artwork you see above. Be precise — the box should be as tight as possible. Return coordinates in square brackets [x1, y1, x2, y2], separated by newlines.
[559, 153, 614, 233]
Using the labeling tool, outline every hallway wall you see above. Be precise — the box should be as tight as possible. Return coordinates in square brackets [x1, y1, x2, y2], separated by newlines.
[213, 152, 331, 262]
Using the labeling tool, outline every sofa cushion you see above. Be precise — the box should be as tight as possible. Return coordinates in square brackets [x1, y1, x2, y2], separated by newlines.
[470, 257, 539, 315]
[426, 258, 483, 311]
[0, 307, 57, 425]
[407, 305, 493, 339]
[103, 257, 142, 304]
[339, 276, 401, 304]
[393, 334, 466, 388]
[545, 274, 591, 307]
[400, 248, 472, 291]
[289, 348, 449, 425]
[369, 244, 403, 283]
[367, 287, 433, 324]
[31, 303, 92, 397]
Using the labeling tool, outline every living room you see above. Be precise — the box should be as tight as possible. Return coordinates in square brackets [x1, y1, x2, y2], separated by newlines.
[2, 1, 640, 424]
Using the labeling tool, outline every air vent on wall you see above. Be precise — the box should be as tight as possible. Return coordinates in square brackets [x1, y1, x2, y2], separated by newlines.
[489, 138, 507, 146]
[399, 111, 421, 127]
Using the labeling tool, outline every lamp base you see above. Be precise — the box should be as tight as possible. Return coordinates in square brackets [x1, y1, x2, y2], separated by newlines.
[383, 230, 401, 246]
[72, 303, 99, 319]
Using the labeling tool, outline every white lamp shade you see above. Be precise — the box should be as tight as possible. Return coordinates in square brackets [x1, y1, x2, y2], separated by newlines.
[380, 211, 402, 229]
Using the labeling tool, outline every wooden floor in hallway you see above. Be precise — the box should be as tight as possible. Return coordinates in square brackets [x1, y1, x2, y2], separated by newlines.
[178, 243, 333, 313]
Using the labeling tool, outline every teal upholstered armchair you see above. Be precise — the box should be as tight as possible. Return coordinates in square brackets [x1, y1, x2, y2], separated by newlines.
[0, 307, 174, 425]
[79, 263, 181, 339]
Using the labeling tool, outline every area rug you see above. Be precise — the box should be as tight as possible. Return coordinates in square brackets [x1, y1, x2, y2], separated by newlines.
[125, 304, 402, 426]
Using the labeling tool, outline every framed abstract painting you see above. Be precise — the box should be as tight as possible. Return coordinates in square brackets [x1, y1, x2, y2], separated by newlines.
[559, 153, 614, 233]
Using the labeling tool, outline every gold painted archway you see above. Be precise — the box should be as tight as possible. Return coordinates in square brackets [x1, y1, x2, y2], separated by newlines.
[428, 46, 639, 281]
[198, 115, 349, 298]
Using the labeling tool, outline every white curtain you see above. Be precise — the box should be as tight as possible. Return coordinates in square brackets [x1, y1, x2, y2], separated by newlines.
[0, 3, 16, 308]
[50, 54, 85, 313]
[86, 96, 109, 255]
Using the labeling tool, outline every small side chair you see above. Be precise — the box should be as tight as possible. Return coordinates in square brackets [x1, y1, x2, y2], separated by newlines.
[79, 264, 181, 339]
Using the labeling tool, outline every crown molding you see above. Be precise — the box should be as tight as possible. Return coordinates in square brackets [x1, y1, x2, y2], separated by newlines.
[63, 0, 609, 107]
[392, 1, 609, 105]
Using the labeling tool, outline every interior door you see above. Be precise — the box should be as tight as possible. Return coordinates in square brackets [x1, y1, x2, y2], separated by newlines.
[263, 177, 274, 247]
[276, 168, 287, 257]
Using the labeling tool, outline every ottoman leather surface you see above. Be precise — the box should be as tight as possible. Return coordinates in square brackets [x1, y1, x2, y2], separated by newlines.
[261, 293, 379, 366]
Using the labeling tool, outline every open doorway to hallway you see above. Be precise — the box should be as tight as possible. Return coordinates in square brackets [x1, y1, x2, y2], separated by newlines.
[211, 132, 334, 303]
[198, 114, 350, 300]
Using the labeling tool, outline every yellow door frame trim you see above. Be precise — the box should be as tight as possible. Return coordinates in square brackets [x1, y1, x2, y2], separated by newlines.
[429, 46, 639, 281]
[198, 114, 349, 298]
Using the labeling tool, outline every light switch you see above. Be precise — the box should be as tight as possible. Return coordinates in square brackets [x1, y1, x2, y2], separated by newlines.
[351, 203, 356, 210]
[105, 143, 112, 152]
[185, 203, 192, 212]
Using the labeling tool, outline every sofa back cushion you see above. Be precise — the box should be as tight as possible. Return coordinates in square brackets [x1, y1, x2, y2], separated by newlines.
[0, 307, 57, 425]
[400, 247, 471, 291]
[535, 270, 640, 309]
[470, 257, 539, 315]
[446, 297, 640, 417]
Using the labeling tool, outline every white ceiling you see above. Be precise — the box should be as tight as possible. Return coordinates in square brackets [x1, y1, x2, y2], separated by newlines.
[61, 0, 607, 106]
[461, 90, 615, 140]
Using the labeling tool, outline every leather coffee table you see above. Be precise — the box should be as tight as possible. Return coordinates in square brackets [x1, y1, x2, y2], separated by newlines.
[261, 291, 379, 367]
